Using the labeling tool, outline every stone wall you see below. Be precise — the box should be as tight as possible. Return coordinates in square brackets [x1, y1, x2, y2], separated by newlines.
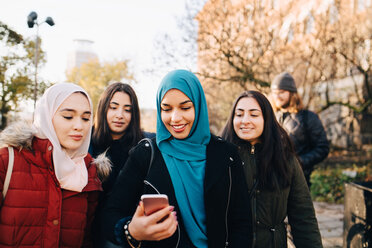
[306, 74, 371, 150]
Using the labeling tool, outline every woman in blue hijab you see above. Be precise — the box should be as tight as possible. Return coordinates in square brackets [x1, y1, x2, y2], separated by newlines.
[102, 70, 251, 248]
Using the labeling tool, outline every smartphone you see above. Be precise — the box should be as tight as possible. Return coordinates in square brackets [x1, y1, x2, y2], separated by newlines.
[141, 194, 169, 216]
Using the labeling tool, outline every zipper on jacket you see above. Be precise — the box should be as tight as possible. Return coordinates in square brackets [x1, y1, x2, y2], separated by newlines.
[224, 166, 232, 248]
[250, 147, 257, 247]
[250, 145, 255, 154]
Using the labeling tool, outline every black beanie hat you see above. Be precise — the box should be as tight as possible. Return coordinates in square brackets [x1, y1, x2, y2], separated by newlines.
[271, 72, 297, 92]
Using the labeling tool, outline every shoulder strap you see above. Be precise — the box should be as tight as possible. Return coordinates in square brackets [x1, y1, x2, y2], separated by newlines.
[139, 138, 154, 178]
[140, 138, 160, 194]
[2, 147, 14, 199]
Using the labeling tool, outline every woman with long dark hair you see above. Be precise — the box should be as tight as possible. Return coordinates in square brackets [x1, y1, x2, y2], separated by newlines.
[89, 82, 153, 247]
[92, 82, 144, 150]
[102, 70, 251, 248]
[221, 90, 322, 248]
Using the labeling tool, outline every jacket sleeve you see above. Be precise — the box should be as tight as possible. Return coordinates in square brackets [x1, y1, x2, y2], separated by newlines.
[287, 157, 323, 248]
[101, 144, 149, 246]
[299, 111, 329, 169]
[228, 146, 252, 247]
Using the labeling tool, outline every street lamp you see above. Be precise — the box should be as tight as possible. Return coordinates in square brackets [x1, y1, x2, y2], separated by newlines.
[27, 11, 55, 110]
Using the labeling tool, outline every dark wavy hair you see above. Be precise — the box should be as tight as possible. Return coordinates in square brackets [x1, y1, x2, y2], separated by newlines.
[221, 90, 294, 190]
[92, 82, 143, 149]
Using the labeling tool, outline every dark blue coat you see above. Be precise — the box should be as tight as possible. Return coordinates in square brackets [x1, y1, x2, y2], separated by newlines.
[276, 110, 329, 183]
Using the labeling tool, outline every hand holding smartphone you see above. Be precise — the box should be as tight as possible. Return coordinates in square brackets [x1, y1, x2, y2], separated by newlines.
[130, 194, 176, 241]
[141, 194, 169, 216]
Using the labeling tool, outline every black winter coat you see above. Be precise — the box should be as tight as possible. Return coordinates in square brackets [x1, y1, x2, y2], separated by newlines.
[102, 135, 252, 248]
[276, 110, 329, 182]
[89, 131, 154, 247]
[89, 131, 155, 195]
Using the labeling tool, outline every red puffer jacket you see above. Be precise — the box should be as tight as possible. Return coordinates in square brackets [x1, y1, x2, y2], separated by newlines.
[0, 133, 103, 247]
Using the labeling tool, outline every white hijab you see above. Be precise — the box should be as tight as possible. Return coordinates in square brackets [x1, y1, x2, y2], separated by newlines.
[33, 83, 93, 192]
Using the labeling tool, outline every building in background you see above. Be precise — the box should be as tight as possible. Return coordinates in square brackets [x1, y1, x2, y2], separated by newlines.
[66, 39, 97, 72]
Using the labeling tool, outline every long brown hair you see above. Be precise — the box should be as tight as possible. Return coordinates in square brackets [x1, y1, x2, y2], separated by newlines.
[92, 82, 143, 149]
[221, 90, 295, 190]
[271, 91, 304, 113]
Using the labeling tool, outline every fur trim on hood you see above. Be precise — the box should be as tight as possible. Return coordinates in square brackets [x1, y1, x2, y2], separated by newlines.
[93, 150, 112, 182]
[0, 122, 36, 150]
[0, 122, 111, 181]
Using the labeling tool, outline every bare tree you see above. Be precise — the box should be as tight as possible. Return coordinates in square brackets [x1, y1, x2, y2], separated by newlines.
[151, 0, 206, 76]
[196, 0, 372, 134]
[197, 0, 295, 131]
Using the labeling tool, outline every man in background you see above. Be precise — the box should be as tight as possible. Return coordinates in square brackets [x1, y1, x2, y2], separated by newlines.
[270, 72, 329, 188]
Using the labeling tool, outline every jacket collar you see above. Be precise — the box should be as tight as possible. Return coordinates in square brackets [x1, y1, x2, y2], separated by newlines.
[23, 138, 54, 169]
[0, 122, 51, 168]
[239, 142, 263, 154]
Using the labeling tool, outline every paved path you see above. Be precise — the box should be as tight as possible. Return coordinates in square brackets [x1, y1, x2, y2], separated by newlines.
[314, 201, 344, 248]
[287, 201, 344, 248]
[288, 202, 343, 247]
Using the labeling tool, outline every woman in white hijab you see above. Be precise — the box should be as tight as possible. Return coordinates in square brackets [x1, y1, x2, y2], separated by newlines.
[0, 83, 108, 247]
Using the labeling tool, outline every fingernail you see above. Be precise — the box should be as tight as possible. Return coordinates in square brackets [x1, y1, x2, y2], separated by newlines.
[169, 206, 174, 211]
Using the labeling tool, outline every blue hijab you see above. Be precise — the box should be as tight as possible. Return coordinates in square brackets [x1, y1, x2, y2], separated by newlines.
[156, 70, 211, 247]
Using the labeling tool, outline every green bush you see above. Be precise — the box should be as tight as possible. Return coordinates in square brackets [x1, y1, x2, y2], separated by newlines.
[310, 165, 370, 204]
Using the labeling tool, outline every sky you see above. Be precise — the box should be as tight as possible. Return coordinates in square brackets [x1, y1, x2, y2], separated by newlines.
[0, 0, 192, 110]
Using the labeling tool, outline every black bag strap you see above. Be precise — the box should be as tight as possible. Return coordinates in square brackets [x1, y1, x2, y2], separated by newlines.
[139, 138, 162, 195]
[141, 138, 154, 177]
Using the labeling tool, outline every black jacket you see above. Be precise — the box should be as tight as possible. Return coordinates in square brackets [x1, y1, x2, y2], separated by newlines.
[89, 131, 154, 247]
[276, 110, 329, 179]
[89, 131, 155, 195]
[102, 135, 252, 248]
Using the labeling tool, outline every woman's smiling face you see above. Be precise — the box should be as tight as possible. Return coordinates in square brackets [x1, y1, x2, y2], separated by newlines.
[233, 97, 264, 145]
[160, 89, 195, 140]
